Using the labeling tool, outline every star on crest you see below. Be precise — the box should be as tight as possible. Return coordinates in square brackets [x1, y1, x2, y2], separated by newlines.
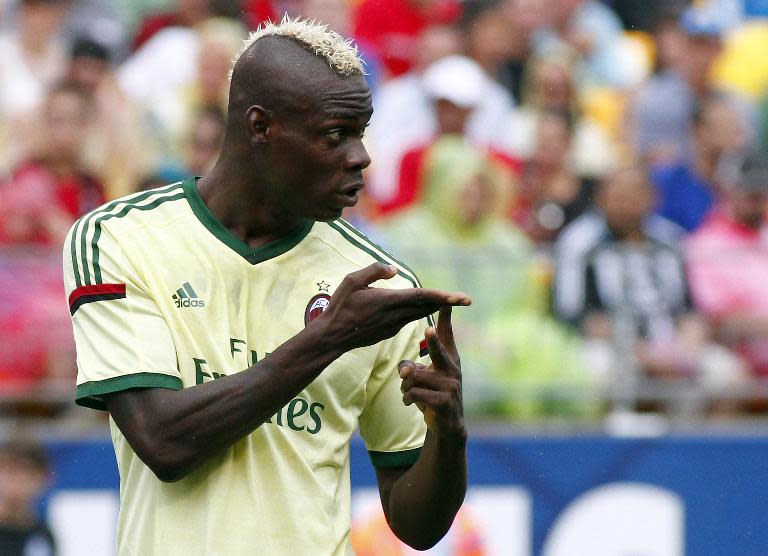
[316, 280, 330, 292]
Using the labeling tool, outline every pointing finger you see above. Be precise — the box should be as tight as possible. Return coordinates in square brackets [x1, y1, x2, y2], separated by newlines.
[436, 306, 459, 360]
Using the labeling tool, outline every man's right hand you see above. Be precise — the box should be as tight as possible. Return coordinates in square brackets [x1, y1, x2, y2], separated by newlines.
[315, 263, 471, 351]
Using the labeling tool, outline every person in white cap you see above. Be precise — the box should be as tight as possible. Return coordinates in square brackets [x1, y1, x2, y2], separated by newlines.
[367, 43, 515, 205]
[378, 55, 517, 216]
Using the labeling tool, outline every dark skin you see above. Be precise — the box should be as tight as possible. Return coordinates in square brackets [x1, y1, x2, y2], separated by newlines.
[103, 37, 470, 550]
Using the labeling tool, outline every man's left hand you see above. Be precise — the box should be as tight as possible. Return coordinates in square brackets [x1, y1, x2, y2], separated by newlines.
[399, 306, 466, 440]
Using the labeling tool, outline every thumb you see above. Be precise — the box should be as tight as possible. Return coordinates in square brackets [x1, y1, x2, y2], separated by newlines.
[343, 262, 398, 289]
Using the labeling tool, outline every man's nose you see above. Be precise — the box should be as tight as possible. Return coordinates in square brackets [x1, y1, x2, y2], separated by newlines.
[346, 139, 371, 171]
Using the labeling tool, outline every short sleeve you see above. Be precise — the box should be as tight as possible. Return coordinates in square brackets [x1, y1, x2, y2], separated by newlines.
[358, 318, 429, 468]
[63, 222, 181, 410]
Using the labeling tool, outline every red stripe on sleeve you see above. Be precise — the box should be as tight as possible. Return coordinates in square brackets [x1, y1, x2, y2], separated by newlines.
[69, 283, 127, 308]
[419, 339, 429, 356]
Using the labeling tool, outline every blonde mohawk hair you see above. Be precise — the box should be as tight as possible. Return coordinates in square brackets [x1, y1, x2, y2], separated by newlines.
[233, 15, 365, 77]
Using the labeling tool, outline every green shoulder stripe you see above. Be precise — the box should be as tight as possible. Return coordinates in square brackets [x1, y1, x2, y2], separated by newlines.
[329, 220, 435, 327]
[337, 218, 424, 287]
[91, 191, 186, 284]
[69, 216, 86, 288]
[327, 221, 418, 288]
[76, 183, 183, 286]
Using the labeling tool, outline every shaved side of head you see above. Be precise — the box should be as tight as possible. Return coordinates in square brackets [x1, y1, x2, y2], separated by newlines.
[224, 17, 366, 143]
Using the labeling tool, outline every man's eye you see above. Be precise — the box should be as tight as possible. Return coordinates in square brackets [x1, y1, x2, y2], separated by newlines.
[327, 129, 344, 142]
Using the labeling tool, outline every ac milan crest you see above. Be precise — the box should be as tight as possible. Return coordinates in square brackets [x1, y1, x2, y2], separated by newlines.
[304, 293, 331, 325]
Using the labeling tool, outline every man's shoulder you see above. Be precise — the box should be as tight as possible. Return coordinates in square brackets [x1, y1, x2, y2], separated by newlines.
[555, 211, 607, 257]
[651, 162, 692, 183]
[69, 182, 188, 238]
[313, 219, 423, 289]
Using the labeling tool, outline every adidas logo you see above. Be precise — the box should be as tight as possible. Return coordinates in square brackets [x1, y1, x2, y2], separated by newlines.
[172, 282, 205, 308]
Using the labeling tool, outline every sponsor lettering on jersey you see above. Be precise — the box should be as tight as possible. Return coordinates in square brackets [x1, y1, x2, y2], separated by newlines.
[194, 350, 326, 434]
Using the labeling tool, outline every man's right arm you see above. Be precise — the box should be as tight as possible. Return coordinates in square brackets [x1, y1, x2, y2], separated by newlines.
[104, 263, 470, 482]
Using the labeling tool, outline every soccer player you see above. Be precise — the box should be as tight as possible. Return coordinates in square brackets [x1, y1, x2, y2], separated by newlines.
[63, 17, 471, 556]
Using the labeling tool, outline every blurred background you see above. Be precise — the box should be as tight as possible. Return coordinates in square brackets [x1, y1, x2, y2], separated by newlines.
[2, 0, 768, 554]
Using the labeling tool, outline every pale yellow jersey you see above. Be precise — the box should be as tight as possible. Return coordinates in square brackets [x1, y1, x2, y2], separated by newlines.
[63, 179, 430, 556]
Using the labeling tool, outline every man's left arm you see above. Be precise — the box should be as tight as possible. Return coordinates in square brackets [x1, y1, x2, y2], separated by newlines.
[376, 306, 468, 550]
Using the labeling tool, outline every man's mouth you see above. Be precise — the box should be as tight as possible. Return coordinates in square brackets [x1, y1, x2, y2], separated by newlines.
[337, 183, 363, 206]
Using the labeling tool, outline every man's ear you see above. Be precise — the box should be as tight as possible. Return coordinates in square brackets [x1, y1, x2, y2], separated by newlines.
[245, 105, 272, 144]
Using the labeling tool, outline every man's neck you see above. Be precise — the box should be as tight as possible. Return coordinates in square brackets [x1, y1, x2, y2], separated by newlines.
[45, 157, 78, 178]
[196, 162, 304, 250]
[0, 501, 34, 528]
[693, 145, 718, 184]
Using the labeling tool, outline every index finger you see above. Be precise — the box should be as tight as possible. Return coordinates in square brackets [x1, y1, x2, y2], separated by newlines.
[436, 305, 459, 360]
[382, 287, 472, 308]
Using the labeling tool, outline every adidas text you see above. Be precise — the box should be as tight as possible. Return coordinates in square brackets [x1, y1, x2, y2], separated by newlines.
[175, 298, 205, 308]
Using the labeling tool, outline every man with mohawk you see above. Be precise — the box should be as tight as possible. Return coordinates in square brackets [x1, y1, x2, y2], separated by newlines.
[63, 17, 471, 555]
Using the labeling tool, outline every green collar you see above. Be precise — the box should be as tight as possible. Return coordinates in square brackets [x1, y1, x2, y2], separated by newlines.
[183, 177, 314, 265]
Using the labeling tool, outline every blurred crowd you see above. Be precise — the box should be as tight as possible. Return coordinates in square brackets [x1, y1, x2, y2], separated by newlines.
[3, 0, 768, 422]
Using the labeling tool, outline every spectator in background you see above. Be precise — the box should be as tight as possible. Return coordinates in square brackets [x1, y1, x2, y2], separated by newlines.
[381, 136, 529, 336]
[0, 441, 56, 556]
[761, 94, 768, 152]
[352, 0, 460, 78]
[0, 0, 68, 171]
[377, 55, 517, 217]
[496, 0, 548, 102]
[240, 0, 278, 29]
[65, 36, 150, 199]
[367, 30, 512, 202]
[651, 95, 749, 233]
[606, 0, 686, 32]
[143, 105, 226, 188]
[510, 109, 596, 243]
[381, 136, 595, 418]
[501, 52, 618, 178]
[554, 166, 745, 411]
[132, 0, 214, 51]
[711, 18, 768, 104]
[647, 4, 688, 75]
[534, 0, 635, 89]
[627, 6, 753, 165]
[118, 5, 245, 107]
[686, 151, 768, 382]
[460, 0, 514, 82]
[0, 82, 104, 247]
[148, 17, 245, 166]
[295, 0, 383, 93]
[184, 106, 225, 177]
[60, 0, 129, 64]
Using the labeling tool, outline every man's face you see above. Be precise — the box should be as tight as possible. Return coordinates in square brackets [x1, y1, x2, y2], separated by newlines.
[434, 99, 472, 135]
[0, 457, 48, 509]
[187, 113, 224, 175]
[458, 174, 496, 226]
[260, 72, 373, 222]
[533, 114, 570, 169]
[68, 56, 109, 94]
[730, 189, 768, 230]
[684, 34, 722, 76]
[45, 90, 89, 162]
[695, 100, 747, 157]
[598, 168, 654, 239]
